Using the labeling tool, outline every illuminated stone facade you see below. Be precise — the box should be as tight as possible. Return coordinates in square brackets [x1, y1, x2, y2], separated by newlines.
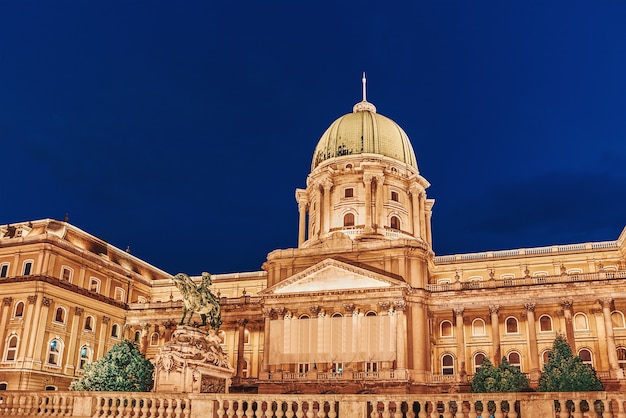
[1, 83, 625, 393]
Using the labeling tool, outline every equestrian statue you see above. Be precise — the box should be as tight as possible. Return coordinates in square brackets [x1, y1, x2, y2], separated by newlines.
[172, 272, 222, 329]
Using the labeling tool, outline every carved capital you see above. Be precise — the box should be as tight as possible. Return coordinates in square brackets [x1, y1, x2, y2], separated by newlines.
[560, 299, 573, 311]
[102, 316, 110, 324]
[363, 174, 374, 184]
[309, 306, 321, 316]
[3, 297, 13, 306]
[599, 298, 613, 309]
[162, 319, 177, 329]
[378, 301, 391, 311]
[489, 305, 500, 315]
[524, 302, 536, 312]
[393, 300, 407, 312]
[453, 307, 465, 317]
[236, 318, 248, 327]
[42, 297, 52, 307]
[262, 307, 273, 318]
[343, 303, 355, 314]
[27, 295, 37, 304]
[520, 311, 528, 320]
[74, 307, 84, 316]
[274, 307, 286, 319]
[591, 308, 603, 317]
[322, 178, 333, 190]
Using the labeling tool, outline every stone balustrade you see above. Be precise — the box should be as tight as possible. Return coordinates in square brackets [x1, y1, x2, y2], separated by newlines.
[0, 391, 625, 417]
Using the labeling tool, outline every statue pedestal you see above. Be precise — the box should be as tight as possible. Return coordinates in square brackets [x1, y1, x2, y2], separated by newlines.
[154, 326, 234, 393]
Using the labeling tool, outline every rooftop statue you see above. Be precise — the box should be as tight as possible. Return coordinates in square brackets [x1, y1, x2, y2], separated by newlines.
[172, 272, 222, 329]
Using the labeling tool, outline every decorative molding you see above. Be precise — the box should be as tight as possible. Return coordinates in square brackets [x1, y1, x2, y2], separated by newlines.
[393, 300, 407, 312]
[378, 301, 391, 312]
[3, 297, 13, 306]
[102, 316, 110, 324]
[236, 318, 248, 327]
[343, 303, 355, 314]
[42, 297, 52, 307]
[599, 298, 613, 309]
[262, 307, 273, 318]
[74, 307, 84, 316]
[453, 307, 465, 317]
[524, 302, 536, 312]
[560, 299, 573, 311]
[27, 295, 37, 304]
[309, 306, 321, 316]
[489, 305, 500, 315]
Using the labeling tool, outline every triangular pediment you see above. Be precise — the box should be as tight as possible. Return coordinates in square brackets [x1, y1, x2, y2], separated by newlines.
[260, 258, 406, 295]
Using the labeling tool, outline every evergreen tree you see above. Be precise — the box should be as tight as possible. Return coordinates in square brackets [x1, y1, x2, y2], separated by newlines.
[538, 334, 604, 392]
[471, 357, 530, 393]
[70, 340, 154, 392]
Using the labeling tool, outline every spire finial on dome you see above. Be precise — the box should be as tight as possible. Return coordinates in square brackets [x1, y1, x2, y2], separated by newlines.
[353, 72, 377, 113]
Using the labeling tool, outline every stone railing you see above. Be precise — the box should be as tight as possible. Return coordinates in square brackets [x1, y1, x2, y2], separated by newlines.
[269, 369, 408, 382]
[1, 391, 625, 417]
[427, 270, 626, 292]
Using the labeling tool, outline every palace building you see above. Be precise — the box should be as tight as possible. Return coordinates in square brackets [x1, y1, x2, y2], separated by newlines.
[1, 77, 625, 393]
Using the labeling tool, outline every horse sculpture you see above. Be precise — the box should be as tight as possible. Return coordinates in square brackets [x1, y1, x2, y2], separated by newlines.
[172, 272, 222, 329]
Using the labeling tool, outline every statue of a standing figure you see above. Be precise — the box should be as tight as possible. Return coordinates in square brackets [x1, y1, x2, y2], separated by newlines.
[172, 272, 222, 329]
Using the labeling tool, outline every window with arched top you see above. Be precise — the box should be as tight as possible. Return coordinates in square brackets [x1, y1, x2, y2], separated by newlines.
[4, 335, 18, 362]
[574, 313, 589, 330]
[134, 331, 141, 342]
[473, 352, 486, 373]
[61, 266, 73, 282]
[440, 320, 453, 337]
[617, 347, 626, 369]
[331, 312, 343, 318]
[472, 318, 486, 336]
[508, 351, 522, 370]
[78, 345, 92, 370]
[442, 354, 455, 375]
[89, 277, 101, 293]
[1, 263, 10, 278]
[150, 332, 159, 346]
[343, 213, 355, 227]
[111, 324, 120, 339]
[611, 311, 625, 329]
[390, 216, 401, 230]
[299, 314, 310, 319]
[244, 329, 250, 345]
[54, 307, 66, 324]
[0, 382, 7, 390]
[365, 311, 377, 317]
[44, 385, 57, 391]
[539, 315, 553, 332]
[505, 317, 519, 334]
[137, 296, 147, 304]
[22, 260, 33, 276]
[13, 301, 24, 318]
[47, 339, 63, 366]
[114, 287, 125, 302]
[541, 350, 552, 367]
[578, 348, 593, 366]
[84, 316, 94, 332]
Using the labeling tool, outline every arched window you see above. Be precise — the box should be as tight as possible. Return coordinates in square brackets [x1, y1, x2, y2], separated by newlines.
[78, 345, 92, 370]
[390, 216, 401, 230]
[541, 350, 552, 367]
[114, 287, 125, 302]
[617, 347, 626, 369]
[505, 317, 519, 334]
[44, 386, 57, 391]
[442, 354, 455, 375]
[365, 311, 377, 317]
[343, 213, 355, 227]
[22, 260, 33, 276]
[134, 331, 141, 342]
[440, 320, 453, 337]
[473, 352, 486, 373]
[574, 313, 589, 330]
[611, 311, 625, 329]
[472, 318, 486, 336]
[344, 188, 354, 198]
[89, 277, 101, 293]
[242, 358, 249, 378]
[13, 301, 24, 318]
[0, 382, 7, 390]
[84, 316, 94, 332]
[244, 329, 250, 345]
[4, 335, 18, 362]
[539, 315, 553, 332]
[61, 266, 73, 282]
[54, 307, 66, 324]
[137, 296, 147, 304]
[508, 351, 521, 370]
[1, 262, 10, 278]
[298, 314, 310, 319]
[331, 312, 343, 318]
[47, 339, 63, 366]
[150, 332, 159, 346]
[111, 324, 120, 339]
[578, 348, 593, 367]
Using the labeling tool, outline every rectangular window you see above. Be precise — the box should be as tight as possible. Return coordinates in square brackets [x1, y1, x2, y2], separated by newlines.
[23, 262, 32, 276]
[61, 267, 72, 282]
[391, 191, 399, 201]
[0, 264, 8, 278]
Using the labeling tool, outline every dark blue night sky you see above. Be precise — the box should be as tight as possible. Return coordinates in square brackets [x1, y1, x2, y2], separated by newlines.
[1, 2, 625, 275]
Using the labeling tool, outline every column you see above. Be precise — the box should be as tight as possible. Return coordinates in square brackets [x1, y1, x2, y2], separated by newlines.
[99, 316, 110, 358]
[425, 206, 433, 247]
[0, 298, 12, 350]
[560, 299, 575, 348]
[600, 298, 621, 377]
[524, 302, 540, 380]
[30, 297, 52, 367]
[322, 179, 332, 235]
[236, 318, 248, 378]
[65, 307, 83, 374]
[364, 175, 373, 233]
[262, 308, 272, 373]
[418, 193, 426, 239]
[410, 186, 421, 238]
[394, 301, 408, 371]
[297, 201, 308, 246]
[374, 175, 384, 230]
[490, 305, 501, 365]
[24, 296, 42, 360]
[454, 307, 467, 381]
